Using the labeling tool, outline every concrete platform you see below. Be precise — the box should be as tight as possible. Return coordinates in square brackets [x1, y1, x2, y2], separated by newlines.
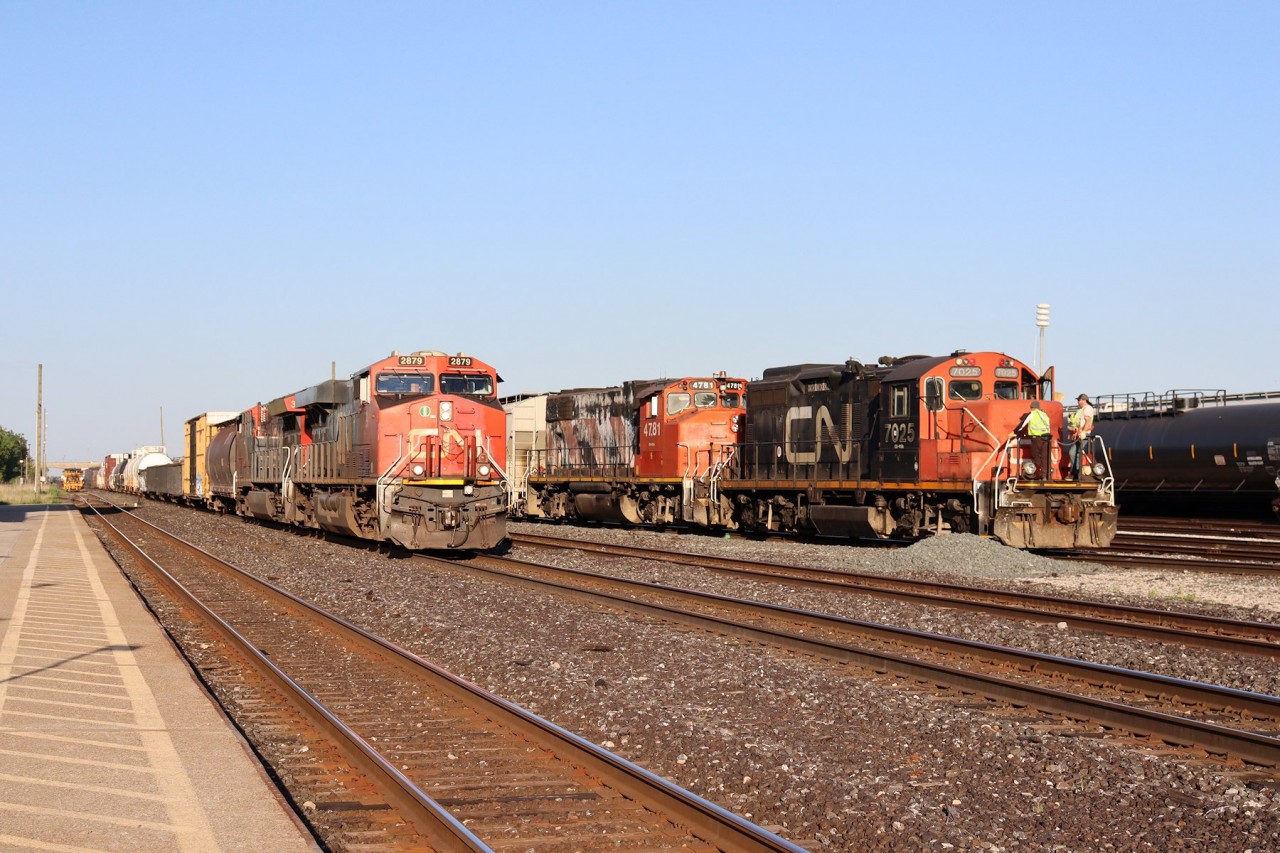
[0, 504, 319, 852]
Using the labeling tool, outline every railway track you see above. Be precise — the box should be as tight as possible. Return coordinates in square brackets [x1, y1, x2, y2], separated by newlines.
[79, 496, 806, 852]
[459, 539, 1280, 774]
[514, 513, 1280, 573]
[1124, 516, 1280, 540]
[510, 532, 1280, 656]
[1048, 525, 1280, 574]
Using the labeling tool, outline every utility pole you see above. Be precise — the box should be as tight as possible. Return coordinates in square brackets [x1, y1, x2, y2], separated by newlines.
[160, 406, 165, 450]
[34, 364, 42, 494]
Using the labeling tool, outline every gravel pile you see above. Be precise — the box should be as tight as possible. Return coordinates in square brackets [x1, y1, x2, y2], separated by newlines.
[116, 503, 1280, 852]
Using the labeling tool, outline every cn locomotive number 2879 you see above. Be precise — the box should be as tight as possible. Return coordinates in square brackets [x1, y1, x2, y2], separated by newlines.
[204, 349, 508, 550]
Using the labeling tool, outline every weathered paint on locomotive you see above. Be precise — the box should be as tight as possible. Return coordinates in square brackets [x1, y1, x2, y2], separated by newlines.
[511, 375, 747, 526]
[207, 350, 506, 550]
[1091, 392, 1280, 515]
[727, 352, 1117, 548]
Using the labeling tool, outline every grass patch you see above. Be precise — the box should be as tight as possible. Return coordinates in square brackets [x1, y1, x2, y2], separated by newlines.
[0, 482, 68, 505]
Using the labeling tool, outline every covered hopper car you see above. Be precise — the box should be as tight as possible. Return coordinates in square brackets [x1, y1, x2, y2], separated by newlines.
[1090, 390, 1280, 518]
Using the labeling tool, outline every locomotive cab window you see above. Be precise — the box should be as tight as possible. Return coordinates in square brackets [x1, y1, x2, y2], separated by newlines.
[440, 373, 494, 397]
[890, 385, 910, 418]
[377, 372, 434, 396]
[721, 392, 741, 408]
[667, 392, 691, 415]
[994, 381, 1019, 400]
[694, 391, 717, 408]
[949, 381, 982, 401]
[924, 377, 944, 412]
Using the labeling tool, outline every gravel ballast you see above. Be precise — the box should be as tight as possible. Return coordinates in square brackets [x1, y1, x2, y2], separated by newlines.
[109, 502, 1280, 852]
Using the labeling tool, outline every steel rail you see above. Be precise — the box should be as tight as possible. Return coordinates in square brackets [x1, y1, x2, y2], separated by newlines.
[83, 495, 806, 853]
[1042, 547, 1280, 575]
[80, 498, 491, 852]
[450, 550, 1280, 770]
[511, 532, 1280, 656]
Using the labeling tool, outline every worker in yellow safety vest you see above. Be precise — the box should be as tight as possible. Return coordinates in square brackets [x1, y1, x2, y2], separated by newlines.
[1014, 400, 1053, 479]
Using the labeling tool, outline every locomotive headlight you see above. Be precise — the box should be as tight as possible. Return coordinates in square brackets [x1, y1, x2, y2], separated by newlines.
[478, 463, 491, 477]
[440, 401, 453, 421]
[1021, 461, 1037, 477]
[1092, 462, 1106, 476]
[412, 464, 425, 477]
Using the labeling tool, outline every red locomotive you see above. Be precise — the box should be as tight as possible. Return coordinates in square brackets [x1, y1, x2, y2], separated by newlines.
[505, 374, 746, 526]
[723, 351, 1117, 548]
[205, 350, 507, 550]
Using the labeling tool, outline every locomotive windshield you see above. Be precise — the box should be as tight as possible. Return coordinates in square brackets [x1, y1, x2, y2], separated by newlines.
[949, 380, 982, 401]
[377, 372, 434, 396]
[667, 391, 722, 415]
[721, 392, 741, 408]
[440, 372, 494, 397]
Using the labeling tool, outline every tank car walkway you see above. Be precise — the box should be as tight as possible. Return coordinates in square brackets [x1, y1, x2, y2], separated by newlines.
[0, 504, 318, 852]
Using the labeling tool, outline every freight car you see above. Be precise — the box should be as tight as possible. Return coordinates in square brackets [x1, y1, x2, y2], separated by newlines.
[1090, 390, 1280, 518]
[718, 351, 1116, 548]
[199, 350, 508, 550]
[118, 446, 174, 495]
[142, 457, 184, 499]
[506, 374, 746, 527]
[102, 453, 127, 491]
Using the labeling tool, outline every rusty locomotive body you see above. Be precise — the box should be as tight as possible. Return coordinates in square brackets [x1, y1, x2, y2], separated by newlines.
[721, 352, 1117, 548]
[506, 375, 746, 527]
[109, 350, 508, 551]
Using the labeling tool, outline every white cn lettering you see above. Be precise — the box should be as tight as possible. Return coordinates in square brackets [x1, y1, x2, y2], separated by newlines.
[819, 404, 855, 463]
[785, 406, 815, 464]
[785, 405, 853, 464]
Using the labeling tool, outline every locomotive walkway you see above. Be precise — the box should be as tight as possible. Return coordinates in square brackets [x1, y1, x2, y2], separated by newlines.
[0, 504, 317, 852]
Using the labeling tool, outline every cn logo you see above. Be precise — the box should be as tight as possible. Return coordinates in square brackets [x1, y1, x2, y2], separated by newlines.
[784, 405, 853, 464]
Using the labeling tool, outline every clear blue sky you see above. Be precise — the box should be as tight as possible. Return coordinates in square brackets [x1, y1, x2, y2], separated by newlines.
[3, 2, 1276, 466]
